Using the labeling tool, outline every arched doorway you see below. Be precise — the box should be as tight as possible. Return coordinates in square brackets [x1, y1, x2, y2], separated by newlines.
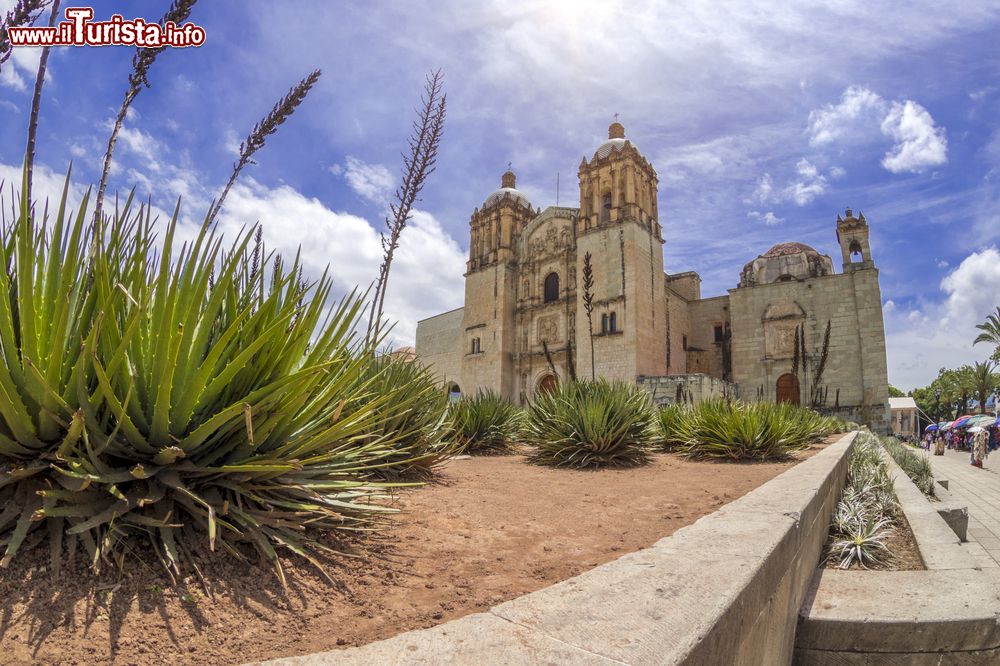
[776, 373, 800, 405]
[537, 374, 558, 395]
[447, 383, 462, 402]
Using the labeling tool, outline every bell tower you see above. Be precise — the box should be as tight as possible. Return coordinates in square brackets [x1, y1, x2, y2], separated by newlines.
[467, 168, 535, 272]
[836, 207, 874, 271]
[461, 168, 536, 399]
[573, 120, 668, 379]
[577, 121, 661, 239]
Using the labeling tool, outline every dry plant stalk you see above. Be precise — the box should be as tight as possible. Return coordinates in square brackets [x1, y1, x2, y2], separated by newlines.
[582, 251, 596, 379]
[0, 0, 48, 67]
[207, 69, 321, 224]
[94, 0, 198, 224]
[367, 69, 446, 344]
[23, 0, 57, 200]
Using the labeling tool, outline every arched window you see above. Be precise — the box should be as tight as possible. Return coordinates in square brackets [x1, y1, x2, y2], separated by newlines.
[601, 191, 612, 222]
[601, 313, 609, 333]
[609, 311, 617, 333]
[543, 272, 559, 303]
[849, 239, 863, 259]
[471, 337, 481, 354]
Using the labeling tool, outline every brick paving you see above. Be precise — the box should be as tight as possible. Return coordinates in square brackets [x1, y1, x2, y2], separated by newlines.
[927, 445, 1000, 570]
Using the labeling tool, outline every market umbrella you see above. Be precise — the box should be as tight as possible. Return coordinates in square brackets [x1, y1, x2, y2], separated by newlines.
[953, 416, 974, 429]
[965, 415, 997, 428]
[925, 424, 939, 432]
[969, 426, 986, 433]
[941, 421, 956, 431]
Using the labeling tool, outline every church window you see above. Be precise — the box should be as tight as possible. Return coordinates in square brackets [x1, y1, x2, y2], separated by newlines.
[601, 313, 609, 333]
[714, 325, 724, 342]
[609, 311, 617, 333]
[471, 337, 481, 354]
[682, 335, 688, 350]
[601, 191, 612, 222]
[544, 272, 560, 303]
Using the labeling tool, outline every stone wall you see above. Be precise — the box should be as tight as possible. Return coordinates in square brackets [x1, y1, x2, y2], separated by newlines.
[637, 373, 737, 406]
[413, 307, 464, 390]
[728, 268, 890, 432]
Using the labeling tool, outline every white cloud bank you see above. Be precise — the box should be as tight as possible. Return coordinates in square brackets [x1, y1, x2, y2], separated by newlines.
[807, 86, 947, 174]
[885, 246, 1000, 390]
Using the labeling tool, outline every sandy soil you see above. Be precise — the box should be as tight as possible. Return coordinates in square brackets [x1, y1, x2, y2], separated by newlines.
[0, 445, 827, 665]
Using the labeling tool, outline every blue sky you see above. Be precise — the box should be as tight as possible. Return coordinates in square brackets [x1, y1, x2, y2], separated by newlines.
[1, 0, 999, 391]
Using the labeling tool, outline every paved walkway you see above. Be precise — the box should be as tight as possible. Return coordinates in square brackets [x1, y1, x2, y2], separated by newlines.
[924, 445, 1000, 570]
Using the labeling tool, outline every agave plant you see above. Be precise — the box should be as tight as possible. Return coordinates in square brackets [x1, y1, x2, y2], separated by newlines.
[0, 171, 424, 583]
[523, 379, 657, 468]
[340, 353, 456, 476]
[448, 390, 522, 454]
[658, 404, 688, 450]
[672, 399, 830, 460]
[881, 436, 935, 497]
[829, 514, 894, 569]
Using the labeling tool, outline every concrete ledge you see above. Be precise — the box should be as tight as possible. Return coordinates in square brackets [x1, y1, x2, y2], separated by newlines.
[794, 441, 1000, 664]
[258, 433, 857, 666]
[935, 484, 970, 542]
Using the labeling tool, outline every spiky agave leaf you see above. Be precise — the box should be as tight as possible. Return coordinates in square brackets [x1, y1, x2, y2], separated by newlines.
[339, 353, 457, 476]
[830, 514, 894, 569]
[523, 379, 657, 468]
[0, 168, 428, 581]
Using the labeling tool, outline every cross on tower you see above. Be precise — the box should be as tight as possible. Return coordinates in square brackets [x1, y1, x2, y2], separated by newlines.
[507, 161, 512, 171]
[613, 112, 619, 122]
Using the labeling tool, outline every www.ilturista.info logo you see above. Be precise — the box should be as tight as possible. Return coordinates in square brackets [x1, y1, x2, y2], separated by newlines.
[7, 7, 205, 48]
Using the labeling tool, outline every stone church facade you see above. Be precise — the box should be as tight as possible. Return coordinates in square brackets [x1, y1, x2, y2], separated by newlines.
[415, 122, 890, 430]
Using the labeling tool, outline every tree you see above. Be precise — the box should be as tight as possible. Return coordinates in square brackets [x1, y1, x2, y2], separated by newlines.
[970, 360, 999, 415]
[974, 306, 1000, 363]
[888, 385, 905, 398]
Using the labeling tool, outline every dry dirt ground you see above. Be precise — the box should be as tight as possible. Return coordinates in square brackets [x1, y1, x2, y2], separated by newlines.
[0, 445, 828, 665]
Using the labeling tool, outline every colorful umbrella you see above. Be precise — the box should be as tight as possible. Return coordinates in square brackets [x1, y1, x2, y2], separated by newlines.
[925, 424, 939, 432]
[941, 421, 956, 431]
[965, 415, 997, 428]
[953, 416, 974, 429]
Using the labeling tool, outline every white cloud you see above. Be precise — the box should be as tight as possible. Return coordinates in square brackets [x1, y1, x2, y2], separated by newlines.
[747, 210, 783, 226]
[885, 246, 1000, 390]
[806, 87, 948, 175]
[807, 86, 886, 146]
[213, 179, 465, 345]
[750, 173, 774, 204]
[788, 158, 827, 205]
[752, 159, 827, 206]
[829, 166, 846, 179]
[880, 100, 948, 173]
[336, 156, 395, 205]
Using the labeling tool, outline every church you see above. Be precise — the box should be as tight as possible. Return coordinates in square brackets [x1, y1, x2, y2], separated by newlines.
[415, 121, 890, 431]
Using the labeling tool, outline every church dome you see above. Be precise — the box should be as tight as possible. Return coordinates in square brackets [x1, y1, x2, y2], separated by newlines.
[482, 169, 532, 210]
[740, 241, 834, 287]
[761, 242, 822, 259]
[594, 120, 636, 159]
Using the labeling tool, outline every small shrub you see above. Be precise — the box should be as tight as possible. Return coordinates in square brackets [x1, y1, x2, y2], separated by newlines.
[449, 390, 522, 454]
[524, 379, 658, 468]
